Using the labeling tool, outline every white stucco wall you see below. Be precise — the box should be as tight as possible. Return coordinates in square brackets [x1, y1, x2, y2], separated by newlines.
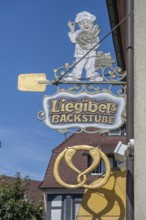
[134, 1, 146, 219]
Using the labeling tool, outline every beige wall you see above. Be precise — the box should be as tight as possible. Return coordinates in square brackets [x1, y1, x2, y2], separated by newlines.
[134, 0, 146, 219]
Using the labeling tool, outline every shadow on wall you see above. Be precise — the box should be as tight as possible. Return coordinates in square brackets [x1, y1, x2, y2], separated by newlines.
[77, 171, 126, 220]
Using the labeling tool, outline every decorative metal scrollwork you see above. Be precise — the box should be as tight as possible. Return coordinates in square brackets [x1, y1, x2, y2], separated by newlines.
[37, 52, 126, 134]
[53, 52, 126, 84]
[53, 145, 111, 189]
[37, 111, 46, 120]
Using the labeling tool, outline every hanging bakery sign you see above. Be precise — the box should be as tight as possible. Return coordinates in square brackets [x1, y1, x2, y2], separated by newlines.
[38, 92, 125, 130]
[18, 10, 126, 133]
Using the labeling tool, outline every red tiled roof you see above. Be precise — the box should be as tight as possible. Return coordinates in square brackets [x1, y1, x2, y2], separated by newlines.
[40, 130, 126, 189]
[27, 180, 43, 204]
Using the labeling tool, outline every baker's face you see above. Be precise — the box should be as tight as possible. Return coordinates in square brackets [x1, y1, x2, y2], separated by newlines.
[78, 19, 93, 32]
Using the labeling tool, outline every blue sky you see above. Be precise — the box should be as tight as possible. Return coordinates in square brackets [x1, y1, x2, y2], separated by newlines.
[0, 0, 116, 180]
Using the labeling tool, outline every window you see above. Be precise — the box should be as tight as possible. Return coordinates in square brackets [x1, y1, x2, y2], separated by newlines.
[47, 195, 62, 220]
[121, 127, 126, 136]
[109, 127, 126, 136]
[51, 209, 61, 220]
[46, 194, 83, 220]
[51, 195, 62, 207]
[88, 156, 117, 175]
[109, 128, 121, 136]
[64, 196, 72, 220]
[74, 198, 82, 219]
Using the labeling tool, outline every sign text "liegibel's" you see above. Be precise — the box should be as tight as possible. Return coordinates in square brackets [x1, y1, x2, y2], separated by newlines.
[42, 92, 125, 130]
[51, 98, 117, 125]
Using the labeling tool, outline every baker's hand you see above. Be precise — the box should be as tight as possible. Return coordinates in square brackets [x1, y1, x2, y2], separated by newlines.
[68, 20, 75, 32]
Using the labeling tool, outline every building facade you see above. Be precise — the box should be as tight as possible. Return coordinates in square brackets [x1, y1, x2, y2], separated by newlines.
[40, 130, 126, 220]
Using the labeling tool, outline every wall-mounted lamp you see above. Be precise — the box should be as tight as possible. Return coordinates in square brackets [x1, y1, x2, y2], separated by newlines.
[114, 139, 134, 171]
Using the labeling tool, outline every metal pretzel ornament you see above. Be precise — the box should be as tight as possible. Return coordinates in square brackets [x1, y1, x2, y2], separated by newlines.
[76, 31, 97, 50]
[53, 145, 111, 189]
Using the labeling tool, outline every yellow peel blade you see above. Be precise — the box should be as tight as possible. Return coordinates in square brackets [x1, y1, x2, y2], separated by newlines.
[18, 73, 47, 92]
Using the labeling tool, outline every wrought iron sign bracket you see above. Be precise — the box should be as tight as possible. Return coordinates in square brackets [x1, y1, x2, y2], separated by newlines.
[18, 59, 127, 135]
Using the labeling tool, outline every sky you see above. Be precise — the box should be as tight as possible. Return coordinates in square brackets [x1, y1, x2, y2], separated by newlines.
[0, 0, 117, 181]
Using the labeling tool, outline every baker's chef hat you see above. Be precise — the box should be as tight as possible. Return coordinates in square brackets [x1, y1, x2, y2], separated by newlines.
[75, 11, 96, 23]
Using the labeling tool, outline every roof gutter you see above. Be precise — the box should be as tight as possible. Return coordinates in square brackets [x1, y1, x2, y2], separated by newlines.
[106, 0, 126, 70]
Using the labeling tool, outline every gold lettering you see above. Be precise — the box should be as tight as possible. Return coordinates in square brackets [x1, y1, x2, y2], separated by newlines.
[51, 115, 60, 123]
[60, 114, 67, 123]
[88, 115, 95, 122]
[95, 115, 102, 122]
[67, 114, 73, 122]
[51, 98, 118, 126]
[74, 103, 83, 114]
[61, 99, 66, 112]
[98, 103, 106, 113]
[102, 116, 109, 124]
[82, 115, 88, 122]
[51, 100, 60, 113]
[111, 103, 118, 113]
[83, 99, 89, 112]
[66, 103, 74, 112]
[108, 116, 115, 124]
[74, 114, 81, 122]
[106, 102, 112, 114]
[88, 101, 98, 113]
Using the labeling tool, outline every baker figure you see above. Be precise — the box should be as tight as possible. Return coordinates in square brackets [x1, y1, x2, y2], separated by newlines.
[64, 11, 103, 82]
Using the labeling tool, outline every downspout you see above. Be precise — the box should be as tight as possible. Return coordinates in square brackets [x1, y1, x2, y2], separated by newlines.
[126, 0, 134, 219]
